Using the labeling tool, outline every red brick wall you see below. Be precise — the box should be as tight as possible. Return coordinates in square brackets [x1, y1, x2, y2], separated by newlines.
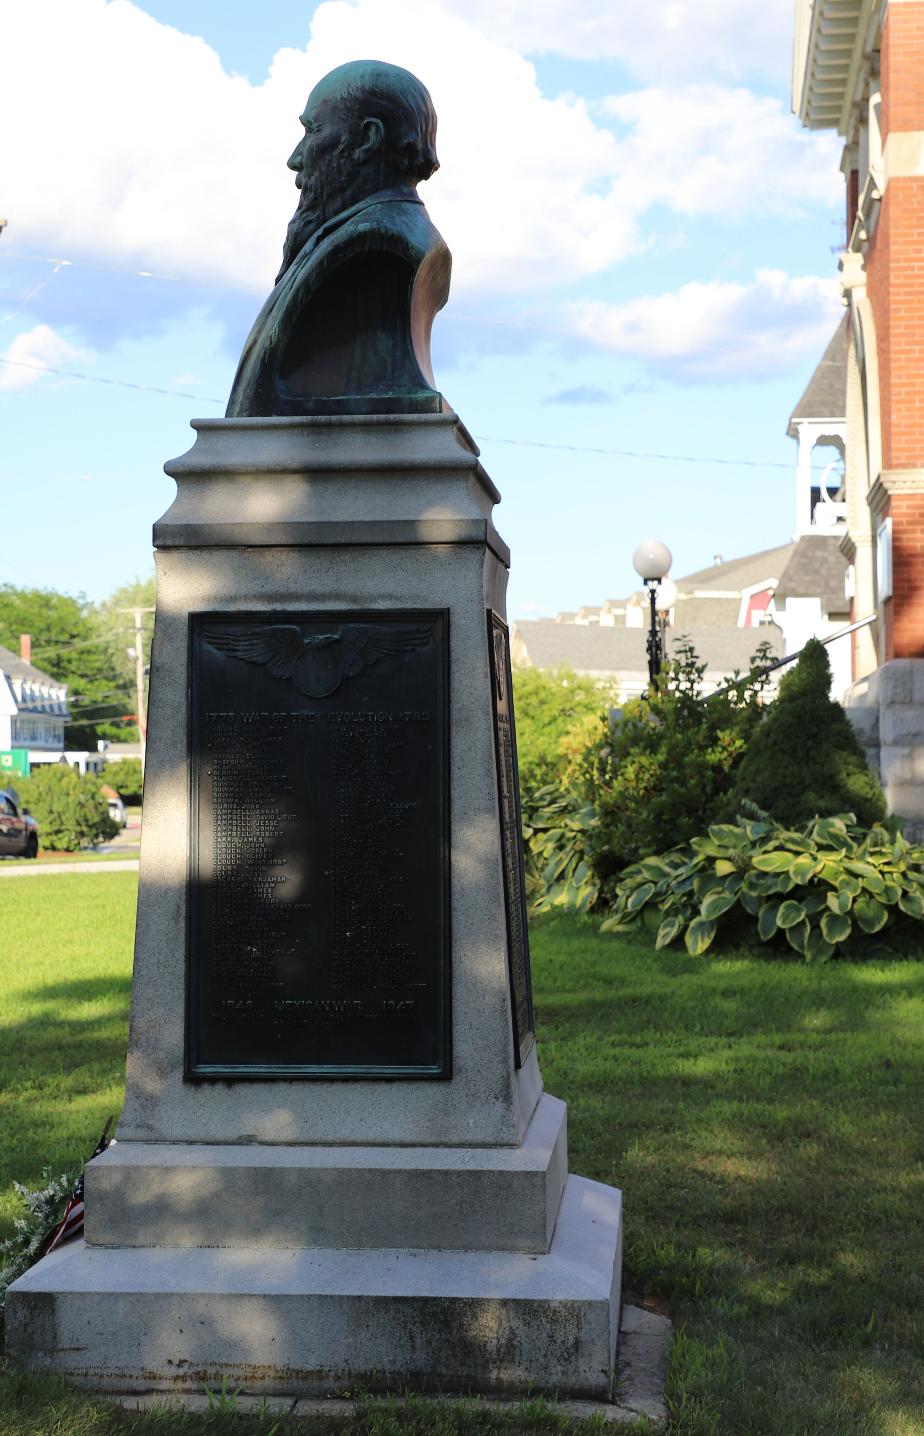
[870, 2, 924, 471]
[865, 197, 892, 462]
[880, 2, 924, 142]
[869, 181, 924, 470]
[885, 493, 924, 658]
[864, 4, 924, 658]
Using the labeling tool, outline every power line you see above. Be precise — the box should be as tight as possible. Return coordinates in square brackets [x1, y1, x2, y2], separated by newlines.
[475, 436, 796, 470]
[0, 246, 845, 474]
[66, 703, 134, 718]
[30, 628, 137, 660]
[1, 260, 69, 324]
[0, 355, 222, 404]
[0, 353, 836, 473]
[0, 246, 251, 291]
[67, 688, 134, 708]
[65, 713, 136, 726]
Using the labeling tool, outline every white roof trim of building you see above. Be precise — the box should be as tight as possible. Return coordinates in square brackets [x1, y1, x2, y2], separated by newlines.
[793, 0, 876, 135]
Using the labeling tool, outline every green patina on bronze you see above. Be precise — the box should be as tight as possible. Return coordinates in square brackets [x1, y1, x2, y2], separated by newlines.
[226, 60, 451, 418]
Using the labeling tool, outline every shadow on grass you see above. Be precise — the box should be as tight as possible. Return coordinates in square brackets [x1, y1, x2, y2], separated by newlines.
[530, 915, 924, 1433]
[1, 973, 131, 1058]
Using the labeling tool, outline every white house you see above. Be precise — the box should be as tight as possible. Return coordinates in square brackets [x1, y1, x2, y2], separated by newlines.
[0, 642, 103, 777]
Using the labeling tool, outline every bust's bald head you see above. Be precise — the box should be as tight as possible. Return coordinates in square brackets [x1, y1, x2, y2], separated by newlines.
[278, 60, 439, 280]
[309, 61, 439, 184]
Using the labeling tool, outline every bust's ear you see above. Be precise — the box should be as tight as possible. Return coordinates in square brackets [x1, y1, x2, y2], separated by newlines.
[355, 117, 384, 163]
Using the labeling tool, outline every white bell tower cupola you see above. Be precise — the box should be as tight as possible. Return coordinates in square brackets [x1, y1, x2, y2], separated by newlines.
[787, 316, 848, 538]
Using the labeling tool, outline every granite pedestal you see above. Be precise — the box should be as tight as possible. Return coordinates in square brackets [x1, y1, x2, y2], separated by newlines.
[6, 413, 622, 1397]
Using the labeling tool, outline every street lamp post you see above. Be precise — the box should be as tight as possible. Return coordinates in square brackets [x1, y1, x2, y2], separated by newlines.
[632, 540, 673, 686]
[655, 576, 678, 667]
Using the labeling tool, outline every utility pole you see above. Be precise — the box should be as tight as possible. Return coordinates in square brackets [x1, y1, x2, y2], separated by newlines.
[119, 607, 155, 774]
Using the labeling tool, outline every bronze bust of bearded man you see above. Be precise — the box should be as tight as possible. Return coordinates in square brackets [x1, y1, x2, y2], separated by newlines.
[226, 60, 450, 418]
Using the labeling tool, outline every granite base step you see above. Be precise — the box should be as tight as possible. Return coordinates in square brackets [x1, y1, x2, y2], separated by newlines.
[7, 1175, 622, 1400]
[110, 1305, 670, 1425]
[85, 1094, 567, 1255]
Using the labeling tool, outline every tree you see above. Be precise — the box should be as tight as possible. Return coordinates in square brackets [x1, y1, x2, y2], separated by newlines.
[0, 579, 155, 750]
[511, 665, 615, 796]
[729, 638, 885, 826]
[0, 585, 125, 749]
[91, 576, 156, 745]
[103, 757, 143, 805]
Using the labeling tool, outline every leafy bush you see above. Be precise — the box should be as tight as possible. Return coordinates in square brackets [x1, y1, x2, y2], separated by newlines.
[13, 765, 118, 851]
[728, 638, 885, 826]
[585, 638, 773, 897]
[512, 665, 615, 795]
[603, 809, 924, 960]
[522, 784, 599, 912]
[103, 756, 143, 805]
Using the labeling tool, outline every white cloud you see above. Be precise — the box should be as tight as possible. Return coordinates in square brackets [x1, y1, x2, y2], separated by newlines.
[0, 0, 838, 303]
[604, 86, 841, 216]
[438, 0, 794, 82]
[0, 324, 90, 391]
[566, 269, 843, 381]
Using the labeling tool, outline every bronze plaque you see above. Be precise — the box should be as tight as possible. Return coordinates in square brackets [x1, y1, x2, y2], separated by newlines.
[187, 610, 450, 1079]
[487, 612, 535, 1066]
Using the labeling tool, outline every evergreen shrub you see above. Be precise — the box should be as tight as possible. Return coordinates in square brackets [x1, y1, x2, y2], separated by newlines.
[728, 638, 885, 826]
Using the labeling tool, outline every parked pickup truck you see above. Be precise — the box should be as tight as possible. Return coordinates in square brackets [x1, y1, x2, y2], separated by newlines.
[0, 788, 39, 858]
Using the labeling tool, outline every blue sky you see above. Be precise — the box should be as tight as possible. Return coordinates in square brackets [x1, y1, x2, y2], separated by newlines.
[0, 0, 845, 618]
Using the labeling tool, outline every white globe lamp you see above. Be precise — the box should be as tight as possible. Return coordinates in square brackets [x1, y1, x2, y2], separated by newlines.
[632, 539, 673, 685]
[655, 577, 678, 614]
[632, 540, 672, 582]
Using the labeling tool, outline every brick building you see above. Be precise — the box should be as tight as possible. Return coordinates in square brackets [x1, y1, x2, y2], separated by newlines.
[794, 0, 924, 819]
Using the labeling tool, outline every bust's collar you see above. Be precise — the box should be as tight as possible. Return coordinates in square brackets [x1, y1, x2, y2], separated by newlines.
[294, 187, 423, 266]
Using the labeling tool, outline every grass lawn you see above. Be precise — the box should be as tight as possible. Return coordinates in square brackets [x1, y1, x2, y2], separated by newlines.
[0, 851, 138, 868]
[1, 879, 924, 1433]
[0, 874, 137, 1236]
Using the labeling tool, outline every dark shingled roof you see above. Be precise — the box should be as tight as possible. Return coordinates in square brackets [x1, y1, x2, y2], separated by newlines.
[774, 534, 850, 616]
[787, 316, 848, 437]
[512, 622, 781, 678]
[0, 644, 63, 690]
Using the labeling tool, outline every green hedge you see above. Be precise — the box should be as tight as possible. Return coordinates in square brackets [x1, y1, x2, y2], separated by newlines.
[583, 638, 773, 896]
[10, 766, 118, 851]
[102, 757, 143, 806]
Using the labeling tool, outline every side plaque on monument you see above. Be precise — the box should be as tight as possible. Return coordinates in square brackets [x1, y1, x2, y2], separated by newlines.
[187, 609, 449, 1079]
[488, 612, 535, 1066]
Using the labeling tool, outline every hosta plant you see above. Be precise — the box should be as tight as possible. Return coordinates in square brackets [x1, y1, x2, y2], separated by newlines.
[601, 811, 924, 960]
[522, 783, 599, 914]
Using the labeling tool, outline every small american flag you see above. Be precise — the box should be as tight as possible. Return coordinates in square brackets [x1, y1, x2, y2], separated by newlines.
[44, 1120, 113, 1255]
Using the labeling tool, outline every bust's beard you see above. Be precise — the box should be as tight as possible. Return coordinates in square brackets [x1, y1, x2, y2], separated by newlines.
[275, 150, 354, 283]
[276, 204, 320, 283]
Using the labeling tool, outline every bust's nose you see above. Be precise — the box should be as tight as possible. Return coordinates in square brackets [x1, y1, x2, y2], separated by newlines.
[287, 142, 303, 173]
